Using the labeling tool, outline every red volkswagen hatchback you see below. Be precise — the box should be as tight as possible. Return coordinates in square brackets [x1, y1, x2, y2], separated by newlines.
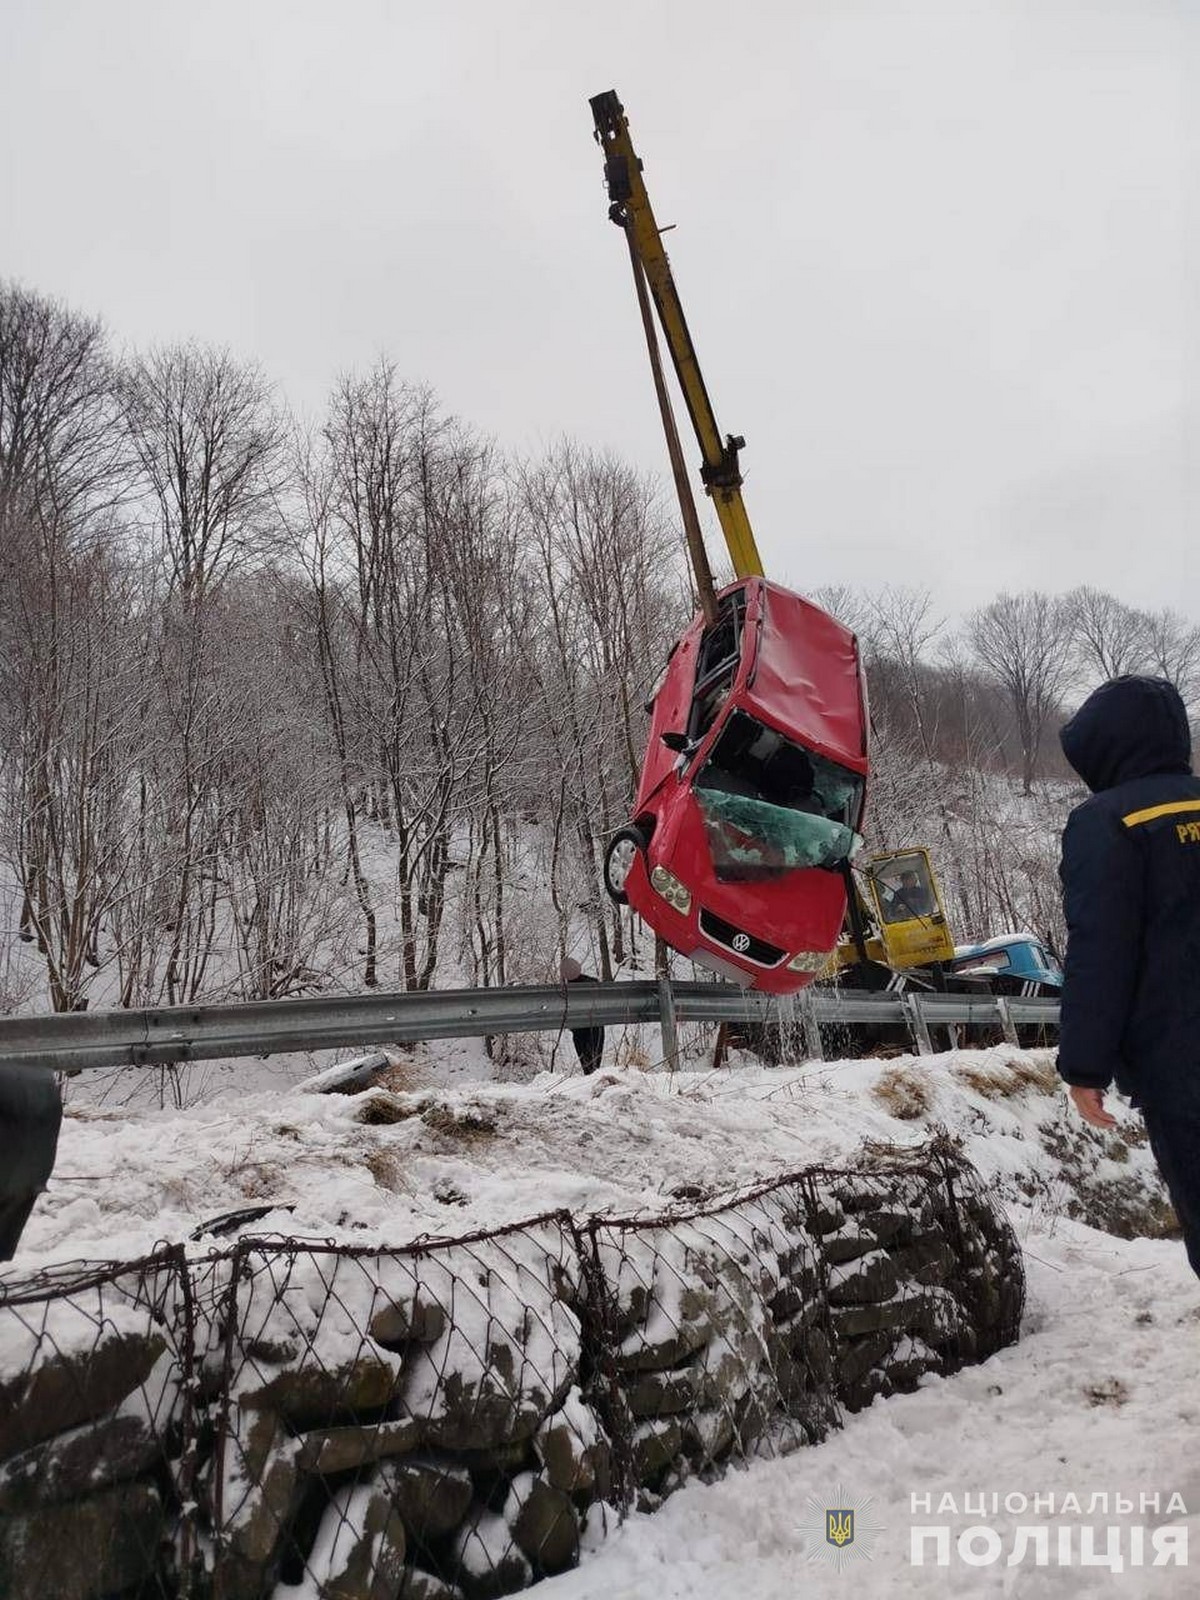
[604, 578, 869, 993]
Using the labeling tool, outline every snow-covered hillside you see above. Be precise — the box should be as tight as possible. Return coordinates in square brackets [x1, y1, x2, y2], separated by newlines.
[15, 1044, 1191, 1596]
[21, 1044, 1167, 1267]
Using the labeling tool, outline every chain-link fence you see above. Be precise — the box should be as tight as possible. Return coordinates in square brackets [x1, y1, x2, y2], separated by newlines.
[0, 1247, 197, 1599]
[0, 1137, 1023, 1599]
[204, 1214, 600, 1599]
[581, 1135, 1024, 1515]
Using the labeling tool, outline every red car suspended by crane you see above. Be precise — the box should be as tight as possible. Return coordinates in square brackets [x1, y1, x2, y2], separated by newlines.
[590, 92, 870, 994]
[604, 577, 868, 993]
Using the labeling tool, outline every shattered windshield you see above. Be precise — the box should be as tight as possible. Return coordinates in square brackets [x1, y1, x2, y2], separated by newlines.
[694, 710, 863, 882]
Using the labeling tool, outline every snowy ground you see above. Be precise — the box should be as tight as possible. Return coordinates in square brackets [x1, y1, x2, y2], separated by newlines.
[12, 1044, 1194, 1594]
[25, 1043, 1165, 1265]
[546, 1224, 1198, 1599]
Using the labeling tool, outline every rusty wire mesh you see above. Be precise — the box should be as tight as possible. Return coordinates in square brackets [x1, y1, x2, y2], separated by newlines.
[203, 1212, 611, 1599]
[0, 1246, 196, 1600]
[0, 1136, 1024, 1598]
[581, 1136, 1024, 1513]
[584, 1178, 836, 1511]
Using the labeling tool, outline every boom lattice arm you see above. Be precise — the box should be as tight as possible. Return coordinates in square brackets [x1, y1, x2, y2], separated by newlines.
[590, 90, 765, 581]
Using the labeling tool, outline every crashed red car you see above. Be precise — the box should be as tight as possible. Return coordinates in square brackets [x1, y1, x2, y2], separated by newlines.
[604, 578, 869, 993]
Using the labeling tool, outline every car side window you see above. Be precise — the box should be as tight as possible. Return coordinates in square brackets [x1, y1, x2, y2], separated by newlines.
[688, 594, 746, 742]
[689, 663, 736, 742]
[955, 947, 1012, 974]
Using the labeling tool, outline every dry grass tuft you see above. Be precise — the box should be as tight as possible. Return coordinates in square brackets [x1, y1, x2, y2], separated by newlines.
[354, 1091, 427, 1126]
[614, 1036, 655, 1071]
[421, 1103, 498, 1143]
[954, 1062, 1016, 1099]
[363, 1147, 407, 1191]
[956, 1055, 1059, 1101]
[236, 1163, 285, 1198]
[871, 1064, 934, 1121]
[375, 1058, 431, 1096]
[1005, 1055, 1060, 1095]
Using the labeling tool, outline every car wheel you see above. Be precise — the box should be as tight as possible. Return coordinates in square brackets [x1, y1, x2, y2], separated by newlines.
[604, 825, 647, 905]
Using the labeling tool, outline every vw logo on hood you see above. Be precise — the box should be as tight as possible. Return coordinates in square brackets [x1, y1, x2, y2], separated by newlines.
[732, 932, 751, 954]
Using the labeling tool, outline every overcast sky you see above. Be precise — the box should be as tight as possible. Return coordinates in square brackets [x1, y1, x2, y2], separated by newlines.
[2, 0, 1195, 617]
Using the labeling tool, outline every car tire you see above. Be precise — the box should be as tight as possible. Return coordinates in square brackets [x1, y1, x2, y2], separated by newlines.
[604, 825, 648, 906]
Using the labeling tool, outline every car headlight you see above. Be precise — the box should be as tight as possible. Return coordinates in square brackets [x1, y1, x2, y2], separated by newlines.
[788, 949, 830, 973]
[650, 864, 692, 914]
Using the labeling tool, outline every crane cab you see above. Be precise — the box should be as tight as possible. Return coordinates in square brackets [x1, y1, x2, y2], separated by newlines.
[861, 848, 956, 968]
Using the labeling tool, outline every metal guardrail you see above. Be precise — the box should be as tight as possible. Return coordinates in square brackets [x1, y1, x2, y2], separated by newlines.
[0, 981, 1060, 1074]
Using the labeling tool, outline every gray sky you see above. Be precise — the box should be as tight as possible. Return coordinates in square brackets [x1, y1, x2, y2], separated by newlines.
[2, 0, 1195, 616]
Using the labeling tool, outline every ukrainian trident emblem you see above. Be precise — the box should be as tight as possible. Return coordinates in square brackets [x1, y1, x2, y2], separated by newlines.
[802, 1484, 881, 1567]
[826, 1508, 855, 1549]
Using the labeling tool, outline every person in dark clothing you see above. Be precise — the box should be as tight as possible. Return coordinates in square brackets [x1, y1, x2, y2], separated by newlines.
[1056, 675, 1200, 1276]
[560, 957, 605, 1075]
[0, 1065, 62, 1260]
[896, 869, 934, 919]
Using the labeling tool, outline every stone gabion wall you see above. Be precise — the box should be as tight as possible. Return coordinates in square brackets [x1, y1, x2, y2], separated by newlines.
[0, 1249, 195, 1600]
[0, 1138, 1023, 1599]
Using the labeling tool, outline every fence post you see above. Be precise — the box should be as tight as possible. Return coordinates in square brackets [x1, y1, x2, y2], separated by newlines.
[658, 973, 680, 1072]
[801, 995, 824, 1063]
[994, 996, 1020, 1047]
[903, 993, 934, 1056]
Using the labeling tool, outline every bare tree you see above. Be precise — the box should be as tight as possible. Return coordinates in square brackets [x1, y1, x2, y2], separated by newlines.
[119, 343, 283, 602]
[967, 591, 1076, 795]
[0, 281, 125, 542]
[0, 526, 150, 1010]
[515, 443, 686, 978]
[1066, 586, 1151, 683]
[437, 448, 530, 991]
[291, 430, 380, 989]
[323, 366, 472, 991]
[218, 594, 355, 1000]
[1143, 608, 1200, 707]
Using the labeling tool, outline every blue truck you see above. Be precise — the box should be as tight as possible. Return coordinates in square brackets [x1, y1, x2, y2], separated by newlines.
[949, 932, 1063, 996]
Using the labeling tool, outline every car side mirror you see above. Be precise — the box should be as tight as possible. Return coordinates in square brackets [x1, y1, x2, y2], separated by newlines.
[661, 731, 690, 753]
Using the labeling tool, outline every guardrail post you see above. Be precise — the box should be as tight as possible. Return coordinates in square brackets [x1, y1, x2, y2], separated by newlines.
[994, 996, 1020, 1048]
[801, 996, 824, 1063]
[657, 974, 680, 1072]
[902, 993, 934, 1056]
[710, 1022, 729, 1071]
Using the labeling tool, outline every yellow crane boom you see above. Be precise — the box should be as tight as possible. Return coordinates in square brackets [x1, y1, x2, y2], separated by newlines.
[590, 90, 765, 582]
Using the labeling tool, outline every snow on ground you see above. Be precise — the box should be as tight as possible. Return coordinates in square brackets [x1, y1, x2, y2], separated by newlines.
[545, 1224, 1199, 1600]
[19, 1044, 1162, 1267]
[12, 1043, 1193, 1594]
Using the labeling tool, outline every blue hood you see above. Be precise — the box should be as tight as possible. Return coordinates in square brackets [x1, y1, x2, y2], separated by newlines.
[1059, 676, 1192, 794]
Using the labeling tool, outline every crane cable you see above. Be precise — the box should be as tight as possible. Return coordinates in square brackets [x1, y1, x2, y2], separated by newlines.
[621, 221, 719, 629]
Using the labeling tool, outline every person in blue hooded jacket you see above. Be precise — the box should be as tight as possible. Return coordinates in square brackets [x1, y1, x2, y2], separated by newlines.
[1057, 675, 1200, 1275]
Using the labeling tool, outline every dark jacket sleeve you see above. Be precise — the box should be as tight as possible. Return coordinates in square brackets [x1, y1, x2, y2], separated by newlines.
[1057, 804, 1145, 1090]
[0, 1064, 62, 1199]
